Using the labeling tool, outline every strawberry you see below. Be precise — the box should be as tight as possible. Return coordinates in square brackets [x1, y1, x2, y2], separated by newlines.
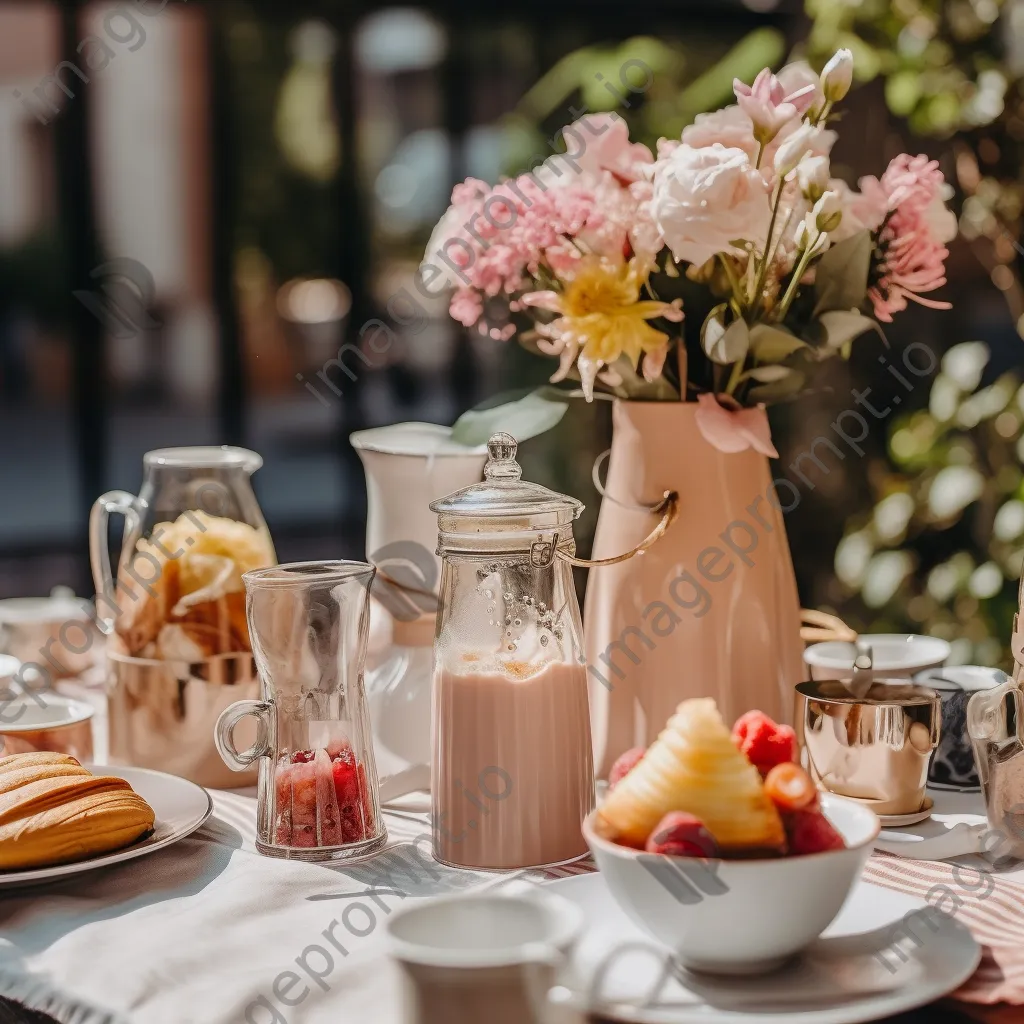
[645, 811, 719, 858]
[731, 710, 796, 777]
[783, 808, 846, 855]
[608, 747, 646, 789]
[289, 760, 319, 847]
[332, 750, 367, 842]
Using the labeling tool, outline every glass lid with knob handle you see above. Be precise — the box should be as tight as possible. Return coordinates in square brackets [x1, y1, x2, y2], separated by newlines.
[430, 432, 584, 526]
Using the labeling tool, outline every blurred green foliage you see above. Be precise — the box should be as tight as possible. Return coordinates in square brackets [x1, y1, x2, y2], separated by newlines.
[503, 28, 786, 168]
[804, 0, 1010, 137]
[803, 0, 1024, 664]
[804, 0, 1024, 317]
[833, 342, 1024, 667]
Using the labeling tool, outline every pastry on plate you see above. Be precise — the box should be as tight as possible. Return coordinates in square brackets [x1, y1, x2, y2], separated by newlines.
[0, 752, 155, 870]
[598, 698, 786, 853]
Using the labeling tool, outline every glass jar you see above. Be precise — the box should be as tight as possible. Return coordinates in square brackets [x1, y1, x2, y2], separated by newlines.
[968, 673, 1024, 859]
[90, 446, 275, 654]
[430, 432, 594, 870]
[216, 561, 387, 861]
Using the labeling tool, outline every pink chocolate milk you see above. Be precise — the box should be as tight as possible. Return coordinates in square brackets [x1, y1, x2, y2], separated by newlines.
[432, 654, 594, 869]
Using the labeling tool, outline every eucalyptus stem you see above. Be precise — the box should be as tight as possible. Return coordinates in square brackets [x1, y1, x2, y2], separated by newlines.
[776, 245, 815, 321]
[718, 255, 744, 307]
[725, 354, 746, 396]
[752, 179, 786, 318]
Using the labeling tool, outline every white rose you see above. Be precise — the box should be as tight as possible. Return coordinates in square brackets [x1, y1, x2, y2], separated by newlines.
[650, 143, 772, 266]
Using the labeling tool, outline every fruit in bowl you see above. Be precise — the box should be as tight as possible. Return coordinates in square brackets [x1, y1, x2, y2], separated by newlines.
[585, 699, 880, 973]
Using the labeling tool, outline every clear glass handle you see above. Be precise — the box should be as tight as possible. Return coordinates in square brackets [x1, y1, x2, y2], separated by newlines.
[215, 699, 274, 770]
[89, 490, 142, 635]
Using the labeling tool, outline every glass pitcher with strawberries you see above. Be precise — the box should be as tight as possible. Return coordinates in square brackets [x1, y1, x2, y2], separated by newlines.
[215, 560, 387, 861]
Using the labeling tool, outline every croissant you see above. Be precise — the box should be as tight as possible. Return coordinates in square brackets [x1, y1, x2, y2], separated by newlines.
[0, 752, 155, 870]
[598, 698, 786, 853]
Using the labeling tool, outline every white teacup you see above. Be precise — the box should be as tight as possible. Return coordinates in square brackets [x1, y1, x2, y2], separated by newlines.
[804, 633, 950, 682]
[385, 885, 583, 1024]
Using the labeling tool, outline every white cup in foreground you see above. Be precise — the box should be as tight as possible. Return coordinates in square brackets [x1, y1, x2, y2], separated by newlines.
[804, 634, 950, 682]
[385, 887, 583, 1024]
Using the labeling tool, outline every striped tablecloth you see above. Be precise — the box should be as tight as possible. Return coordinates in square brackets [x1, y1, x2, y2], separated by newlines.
[864, 852, 1024, 1006]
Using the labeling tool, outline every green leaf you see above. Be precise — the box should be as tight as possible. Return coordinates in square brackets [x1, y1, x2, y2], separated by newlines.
[748, 324, 810, 362]
[816, 309, 886, 358]
[747, 369, 808, 405]
[702, 305, 749, 365]
[602, 355, 680, 400]
[813, 231, 872, 316]
[741, 365, 793, 383]
[451, 386, 571, 445]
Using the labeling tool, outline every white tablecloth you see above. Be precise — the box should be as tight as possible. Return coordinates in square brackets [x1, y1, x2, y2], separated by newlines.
[0, 789, 590, 1024]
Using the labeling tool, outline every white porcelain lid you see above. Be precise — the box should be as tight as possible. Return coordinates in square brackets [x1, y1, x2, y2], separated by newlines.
[804, 634, 950, 670]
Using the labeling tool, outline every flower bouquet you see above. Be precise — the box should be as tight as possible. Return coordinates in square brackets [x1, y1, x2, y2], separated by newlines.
[425, 48, 956, 454]
[422, 49, 957, 768]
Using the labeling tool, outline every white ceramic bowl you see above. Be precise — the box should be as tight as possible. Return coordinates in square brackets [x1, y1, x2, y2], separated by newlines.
[583, 794, 880, 974]
[804, 633, 950, 680]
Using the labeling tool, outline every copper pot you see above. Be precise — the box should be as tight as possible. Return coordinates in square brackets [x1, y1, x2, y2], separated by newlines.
[106, 648, 259, 789]
[796, 679, 941, 816]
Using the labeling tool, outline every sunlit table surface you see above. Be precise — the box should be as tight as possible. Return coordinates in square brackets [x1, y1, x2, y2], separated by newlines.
[0, 679, 1009, 1024]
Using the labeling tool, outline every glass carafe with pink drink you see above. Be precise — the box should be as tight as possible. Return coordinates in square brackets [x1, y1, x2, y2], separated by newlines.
[215, 561, 387, 861]
[430, 432, 594, 870]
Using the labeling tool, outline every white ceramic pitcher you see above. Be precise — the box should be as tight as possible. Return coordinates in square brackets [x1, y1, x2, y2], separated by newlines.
[351, 423, 487, 803]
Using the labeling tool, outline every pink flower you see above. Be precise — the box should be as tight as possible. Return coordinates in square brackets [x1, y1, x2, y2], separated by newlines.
[682, 106, 760, 162]
[869, 154, 955, 322]
[569, 113, 654, 184]
[733, 67, 817, 143]
[449, 289, 483, 327]
[649, 144, 772, 266]
[777, 61, 825, 115]
[681, 104, 834, 176]
[694, 394, 779, 457]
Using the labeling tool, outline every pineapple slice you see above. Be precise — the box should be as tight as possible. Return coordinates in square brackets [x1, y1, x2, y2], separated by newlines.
[599, 698, 786, 853]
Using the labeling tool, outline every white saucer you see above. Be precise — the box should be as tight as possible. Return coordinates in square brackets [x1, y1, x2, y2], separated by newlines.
[877, 798, 934, 827]
[543, 872, 980, 1023]
[0, 764, 212, 889]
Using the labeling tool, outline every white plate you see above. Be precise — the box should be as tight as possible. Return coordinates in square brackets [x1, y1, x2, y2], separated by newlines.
[0, 764, 212, 889]
[544, 872, 980, 1023]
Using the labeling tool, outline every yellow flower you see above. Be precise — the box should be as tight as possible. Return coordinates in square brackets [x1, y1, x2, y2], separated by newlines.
[522, 257, 684, 399]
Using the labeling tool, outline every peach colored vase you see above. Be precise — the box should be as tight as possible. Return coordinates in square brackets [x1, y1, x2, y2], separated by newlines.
[585, 400, 804, 777]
